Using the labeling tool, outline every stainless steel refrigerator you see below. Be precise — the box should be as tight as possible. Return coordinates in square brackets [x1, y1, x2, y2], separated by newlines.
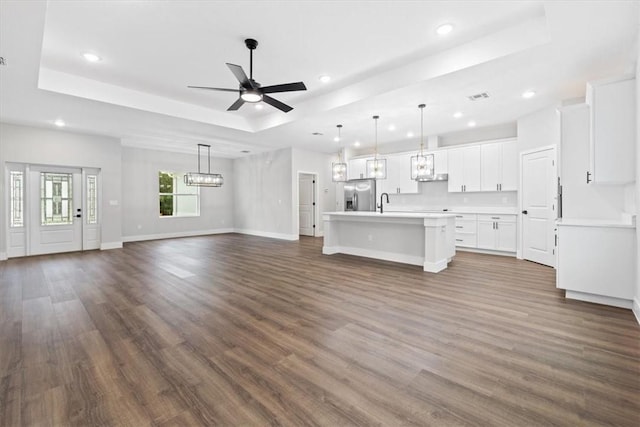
[344, 179, 376, 211]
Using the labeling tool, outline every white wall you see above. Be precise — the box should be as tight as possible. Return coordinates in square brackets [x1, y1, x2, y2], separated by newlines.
[517, 105, 561, 154]
[635, 11, 640, 323]
[291, 148, 336, 236]
[121, 147, 234, 241]
[233, 147, 295, 240]
[0, 123, 122, 254]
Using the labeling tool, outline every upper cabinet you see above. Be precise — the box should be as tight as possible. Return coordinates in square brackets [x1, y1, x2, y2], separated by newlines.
[448, 145, 481, 192]
[480, 140, 517, 191]
[378, 152, 418, 195]
[586, 76, 636, 184]
[348, 157, 369, 180]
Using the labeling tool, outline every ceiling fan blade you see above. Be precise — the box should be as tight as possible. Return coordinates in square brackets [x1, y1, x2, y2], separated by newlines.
[226, 63, 253, 88]
[261, 82, 307, 94]
[263, 95, 293, 113]
[187, 86, 239, 92]
[227, 98, 245, 111]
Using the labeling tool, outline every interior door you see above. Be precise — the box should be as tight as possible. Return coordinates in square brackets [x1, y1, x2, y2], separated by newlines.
[29, 167, 83, 255]
[299, 174, 315, 236]
[522, 148, 556, 267]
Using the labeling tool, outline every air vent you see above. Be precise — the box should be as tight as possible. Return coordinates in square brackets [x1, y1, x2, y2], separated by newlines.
[467, 92, 489, 101]
[311, 132, 323, 136]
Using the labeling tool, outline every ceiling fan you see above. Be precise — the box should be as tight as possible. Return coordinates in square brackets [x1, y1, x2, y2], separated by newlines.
[188, 38, 307, 113]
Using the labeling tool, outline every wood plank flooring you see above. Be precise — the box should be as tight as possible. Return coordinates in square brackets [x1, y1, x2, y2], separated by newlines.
[1, 233, 639, 426]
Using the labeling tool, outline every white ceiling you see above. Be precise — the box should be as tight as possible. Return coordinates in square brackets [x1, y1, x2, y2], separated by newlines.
[0, 1, 638, 157]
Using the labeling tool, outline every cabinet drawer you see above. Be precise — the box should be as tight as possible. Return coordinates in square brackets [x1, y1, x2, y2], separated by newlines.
[477, 214, 516, 223]
[453, 213, 477, 221]
[454, 219, 477, 233]
[455, 233, 477, 248]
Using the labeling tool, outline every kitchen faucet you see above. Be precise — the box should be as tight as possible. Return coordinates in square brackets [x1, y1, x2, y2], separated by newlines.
[378, 193, 389, 214]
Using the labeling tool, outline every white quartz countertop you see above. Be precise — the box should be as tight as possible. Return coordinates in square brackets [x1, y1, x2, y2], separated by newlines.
[385, 207, 518, 215]
[324, 211, 456, 219]
[556, 218, 636, 228]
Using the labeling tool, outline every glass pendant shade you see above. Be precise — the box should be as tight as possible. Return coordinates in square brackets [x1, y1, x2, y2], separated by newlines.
[184, 144, 224, 187]
[332, 161, 347, 182]
[332, 124, 348, 182]
[366, 115, 386, 179]
[411, 153, 435, 181]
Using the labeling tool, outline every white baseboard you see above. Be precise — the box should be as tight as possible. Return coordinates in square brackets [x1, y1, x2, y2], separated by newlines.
[235, 229, 298, 241]
[100, 242, 123, 250]
[315, 230, 324, 237]
[633, 297, 640, 326]
[122, 228, 235, 243]
[457, 247, 516, 257]
[322, 245, 423, 267]
[0, 252, 7, 261]
[565, 290, 633, 309]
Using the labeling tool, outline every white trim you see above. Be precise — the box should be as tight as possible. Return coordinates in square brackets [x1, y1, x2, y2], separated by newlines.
[633, 297, 640, 325]
[322, 245, 423, 267]
[456, 247, 516, 257]
[235, 229, 298, 241]
[315, 230, 324, 237]
[123, 228, 234, 242]
[0, 252, 7, 261]
[565, 290, 633, 309]
[100, 242, 123, 250]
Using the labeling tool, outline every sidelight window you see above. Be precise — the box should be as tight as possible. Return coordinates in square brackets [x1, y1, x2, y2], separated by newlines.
[87, 174, 98, 224]
[10, 171, 24, 227]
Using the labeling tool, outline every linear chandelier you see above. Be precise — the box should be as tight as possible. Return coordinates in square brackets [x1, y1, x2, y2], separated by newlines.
[184, 144, 224, 187]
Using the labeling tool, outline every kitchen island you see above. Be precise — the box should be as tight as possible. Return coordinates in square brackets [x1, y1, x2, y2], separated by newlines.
[322, 211, 456, 272]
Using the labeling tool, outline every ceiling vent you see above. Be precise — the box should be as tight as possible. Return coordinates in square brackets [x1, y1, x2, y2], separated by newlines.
[467, 92, 489, 101]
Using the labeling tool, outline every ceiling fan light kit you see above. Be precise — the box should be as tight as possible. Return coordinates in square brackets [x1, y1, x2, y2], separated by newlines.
[184, 144, 224, 187]
[188, 38, 306, 112]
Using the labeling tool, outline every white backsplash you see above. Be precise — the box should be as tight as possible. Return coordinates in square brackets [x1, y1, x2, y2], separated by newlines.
[386, 181, 517, 211]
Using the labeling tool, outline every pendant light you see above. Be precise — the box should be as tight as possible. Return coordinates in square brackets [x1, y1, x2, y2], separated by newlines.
[184, 144, 224, 187]
[411, 104, 435, 181]
[366, 115, 386, 179]
[332, 124, 348, 182]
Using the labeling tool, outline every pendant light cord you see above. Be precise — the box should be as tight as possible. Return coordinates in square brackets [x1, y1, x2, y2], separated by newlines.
[373, 115, 379, 160]
[419, 104, 425, 156]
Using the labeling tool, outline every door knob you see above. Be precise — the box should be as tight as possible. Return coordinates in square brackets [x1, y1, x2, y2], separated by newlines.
[522, 210, 528, 215]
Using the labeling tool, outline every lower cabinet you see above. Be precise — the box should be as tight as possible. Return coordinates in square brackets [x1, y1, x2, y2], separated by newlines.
[476, 214, 517, 252]
[454, 214, 477, 248]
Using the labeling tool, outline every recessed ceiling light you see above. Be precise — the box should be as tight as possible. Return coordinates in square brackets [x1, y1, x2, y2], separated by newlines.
[319, 75, 331, 83]
[82, 52, 101, 62]
[406, 131, 414, 138]
[54, 119, 65, 127]
[255, 104, 263, 110]
[436, 23, 454, 36]
[354, 141, 361, 147]
[467, 120, 477, 127]
[388, 124, 396, 131]
[453, 111, 463, 118]
[522, 90, 536, 99]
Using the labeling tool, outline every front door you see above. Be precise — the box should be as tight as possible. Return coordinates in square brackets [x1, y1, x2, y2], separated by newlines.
[29, 167, 83, 255]
[299, 174, 315, 236]
[521, 147, 557, 267]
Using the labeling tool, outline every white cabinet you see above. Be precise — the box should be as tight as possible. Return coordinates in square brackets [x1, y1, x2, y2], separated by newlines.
[480, 141, 517, 191]
[586, 76, 636, 184]
[348, 157, 370, 180]
[378, 153, 418, 195]
[476, 214, 517, 252]
[557, 222, 635, 307]
[453, 213, 477, 248]
[427, 150, 448, 175]
[448, 146, 481, 192]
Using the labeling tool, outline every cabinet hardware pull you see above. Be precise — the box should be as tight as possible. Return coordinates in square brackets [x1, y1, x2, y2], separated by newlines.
[499, 184, 502, 191]
[491, 216, 500, 219]
[456, 215, 463, 218]
[455, 226, 463, 229]
[496, 222, 498, 230]
[455, 239, 463, 242]
[586, 171, 592, 184]
[555, 234, 558, 246]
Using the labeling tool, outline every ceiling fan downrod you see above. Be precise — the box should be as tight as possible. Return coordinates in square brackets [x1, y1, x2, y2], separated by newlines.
[245, 38, 258, 81]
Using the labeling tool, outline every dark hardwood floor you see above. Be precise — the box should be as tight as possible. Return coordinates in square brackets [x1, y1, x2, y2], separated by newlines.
[1, 234, 639, 426]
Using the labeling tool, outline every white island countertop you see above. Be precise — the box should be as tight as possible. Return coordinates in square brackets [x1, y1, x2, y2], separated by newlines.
[324, 211, 455, 219]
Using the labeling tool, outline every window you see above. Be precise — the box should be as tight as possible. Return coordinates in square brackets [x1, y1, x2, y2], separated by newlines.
[41, 172, 73, 225]
[159, 171, 199, 217]
[87, 174, 98, 224]
[10, 171, 24, 227]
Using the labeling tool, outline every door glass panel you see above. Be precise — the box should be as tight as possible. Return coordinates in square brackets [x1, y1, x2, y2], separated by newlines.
[10, 171, 24, 227]
[41, 172, 73, 225]
[87, 174, 98, 224]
